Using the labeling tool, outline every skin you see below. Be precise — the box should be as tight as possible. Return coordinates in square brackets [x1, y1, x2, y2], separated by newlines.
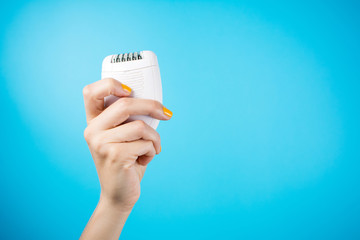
[80, 78, 172, 240]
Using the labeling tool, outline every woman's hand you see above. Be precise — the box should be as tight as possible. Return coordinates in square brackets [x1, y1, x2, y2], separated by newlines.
[80, 78, 172, 240]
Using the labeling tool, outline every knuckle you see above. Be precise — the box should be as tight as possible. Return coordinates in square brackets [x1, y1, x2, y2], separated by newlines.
[107, 145, 117, 156]
[83, 127, 92, 142]
[155, 132, 161, 143]
[148, 146, 156, 157]
[82, 85, 92, 97]
[151, 100, 160, 110]
[84, 128, 106, 155]
[105, 78, 117, 89]
[134, 120, 147, 133]
[150, 100, 162, 113]
[117, 97, 131, 109]
[146, 140, 155, 151]
[91, 134, 105, 152]
[106, 145, 122, 161]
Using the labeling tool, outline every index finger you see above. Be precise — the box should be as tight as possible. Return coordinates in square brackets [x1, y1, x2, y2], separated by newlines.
[90, 98, 173, 130]
[83, 78, 132, 123]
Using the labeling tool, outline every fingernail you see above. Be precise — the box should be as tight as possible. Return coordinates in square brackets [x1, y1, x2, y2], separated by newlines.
[163, 106, 173, 118]
[121, 84, 132, 93]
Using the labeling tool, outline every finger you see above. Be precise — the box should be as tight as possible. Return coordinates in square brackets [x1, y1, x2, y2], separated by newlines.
[137, 155, 155, 166]
[125, 140, 156, 166]
[104, 120, 161, 154]
[91, 98, 173, 130]
[83, 78, 132, 123]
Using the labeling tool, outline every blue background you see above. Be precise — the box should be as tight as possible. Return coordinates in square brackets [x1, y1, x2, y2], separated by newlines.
[0, 0, 359, 239]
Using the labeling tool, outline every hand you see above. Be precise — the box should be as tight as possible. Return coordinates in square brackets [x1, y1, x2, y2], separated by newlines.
[80, 78, 172, 239]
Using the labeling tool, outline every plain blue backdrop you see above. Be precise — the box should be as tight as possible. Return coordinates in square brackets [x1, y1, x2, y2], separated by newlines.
[0, 0, 359, 239]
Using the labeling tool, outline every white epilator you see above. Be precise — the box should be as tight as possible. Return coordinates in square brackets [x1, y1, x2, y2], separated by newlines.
[101, 50, 163, 129]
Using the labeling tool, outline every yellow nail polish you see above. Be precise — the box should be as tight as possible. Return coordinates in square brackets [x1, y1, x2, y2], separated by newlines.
[121, 84, 132, 93]
[163, 106, 173, 118]
[160, 146, 162, 153]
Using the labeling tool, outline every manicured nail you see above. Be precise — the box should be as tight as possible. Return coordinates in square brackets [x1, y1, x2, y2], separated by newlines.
[159, 146, 162, 153]
[163, 106, 173, 118]
[121, 84, 132, 93]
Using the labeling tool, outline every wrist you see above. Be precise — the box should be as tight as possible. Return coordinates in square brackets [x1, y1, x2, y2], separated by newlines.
[80, 194, 132, 239]
[99, 193, 135, 214]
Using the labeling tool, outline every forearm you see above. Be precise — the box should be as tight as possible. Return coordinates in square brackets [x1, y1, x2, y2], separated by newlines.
[80, 196, 132, 240]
